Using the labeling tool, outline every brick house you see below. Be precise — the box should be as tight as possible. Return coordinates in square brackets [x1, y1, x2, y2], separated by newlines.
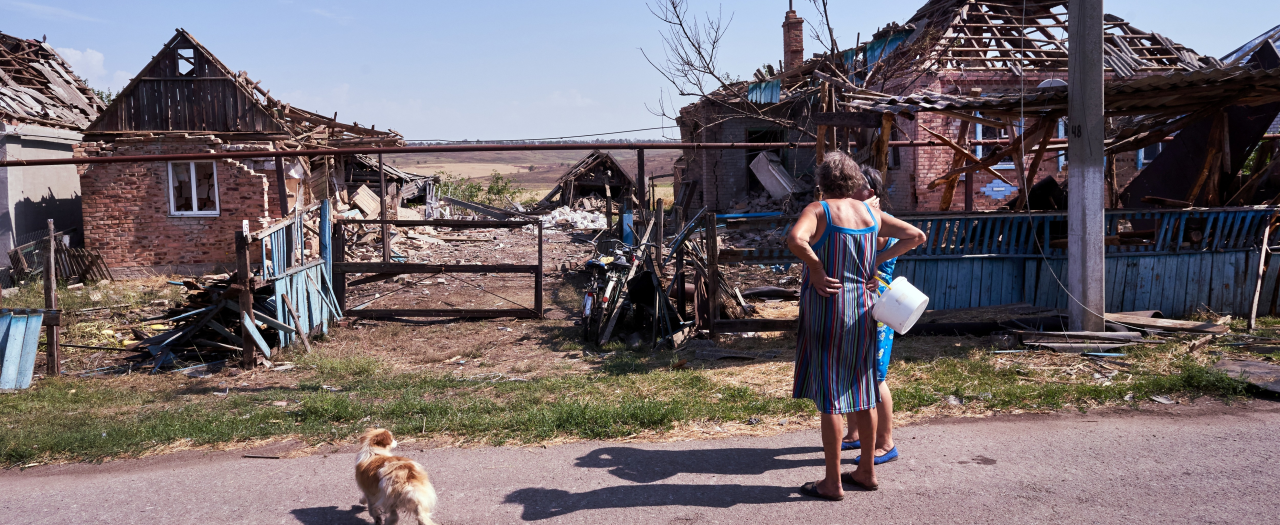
[77, 30, 405, 277]
[0, 31, 104, 261]
[677, 0, 1220, 212]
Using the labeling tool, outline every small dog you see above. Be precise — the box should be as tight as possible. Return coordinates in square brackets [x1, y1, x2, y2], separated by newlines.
[356, 428, 439, 525]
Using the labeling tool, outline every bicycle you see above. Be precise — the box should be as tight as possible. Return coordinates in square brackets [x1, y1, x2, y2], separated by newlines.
[581, 239, 634, 344]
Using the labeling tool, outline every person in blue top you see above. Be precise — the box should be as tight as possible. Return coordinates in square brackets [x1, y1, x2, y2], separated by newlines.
[841, 167, 901, 466]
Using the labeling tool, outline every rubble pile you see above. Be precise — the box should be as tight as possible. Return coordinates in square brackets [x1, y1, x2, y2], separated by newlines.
[541, 206, 607, 230]
[724, 190, 797, 214]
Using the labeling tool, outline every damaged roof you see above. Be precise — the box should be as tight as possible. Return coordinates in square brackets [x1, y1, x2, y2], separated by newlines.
[87, 29, 401, 146]
[0, 31, 104, 130]
[865, 0, 1221, 79]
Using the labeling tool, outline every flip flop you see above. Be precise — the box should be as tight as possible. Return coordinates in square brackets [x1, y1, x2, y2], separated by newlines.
[840, 472, 879, 491]
[852, 446, 899, 465]
[840, 440, 861, 451]
[799, 481, 844, 501]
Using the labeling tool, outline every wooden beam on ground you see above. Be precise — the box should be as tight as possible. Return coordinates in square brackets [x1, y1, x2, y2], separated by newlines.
[333, 263, 538, 275]
[347, 309, 538, 319]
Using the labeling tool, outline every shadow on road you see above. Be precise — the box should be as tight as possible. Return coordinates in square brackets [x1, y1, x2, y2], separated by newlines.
[504, 484, 800, 520]
[574, 446, 825, 483]
[290, 505, 371, 525]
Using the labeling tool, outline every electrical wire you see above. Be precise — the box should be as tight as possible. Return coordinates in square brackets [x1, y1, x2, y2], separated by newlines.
[404, 126, 676, 144]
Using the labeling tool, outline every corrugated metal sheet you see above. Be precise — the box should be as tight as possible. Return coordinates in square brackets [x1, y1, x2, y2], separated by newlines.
[747, 79, 781, 105]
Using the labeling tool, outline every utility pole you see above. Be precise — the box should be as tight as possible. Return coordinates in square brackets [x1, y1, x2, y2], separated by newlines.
[1067, 0, 1106, 331]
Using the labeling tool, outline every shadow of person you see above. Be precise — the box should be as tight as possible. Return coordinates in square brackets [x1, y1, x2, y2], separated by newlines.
[574, 446, 824, 483]
[505, 484, 799, 521]
[290, 505, 371, 525]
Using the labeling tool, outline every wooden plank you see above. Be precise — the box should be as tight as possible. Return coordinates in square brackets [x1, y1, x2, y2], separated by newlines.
[0, 314, 16, 389]
[281, 294, 311, 353]
[346, 309, 538, 319]
[224, 300, 296, 334]
[1209, 252, 1230, 314]
[1184, 254, 1207, 315]
[1260, 251, 1280, 317]
[1167, 255, 1189, 317]
[16, 313, 42, 389]
[1023, 259, 1038, 305]
[1034, 260, 1054, 308]
[335, 219, 536, 229]
[1195, 254, 1215, 314]
[207, 319, 243, 345]
[1105, 313, 1228, 334]
[1104, 257, 1121, 313]
[1134, 257, 1156, 311]
[956, 258, 975, 310]
[333, 263, 537, 275]
[242, 311, 272, 359]
[1243, 250, 1262, 316]
[968, 259, 985, 309]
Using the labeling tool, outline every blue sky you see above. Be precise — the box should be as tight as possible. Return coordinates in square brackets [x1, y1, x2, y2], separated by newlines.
[2, 1, 1276, 140]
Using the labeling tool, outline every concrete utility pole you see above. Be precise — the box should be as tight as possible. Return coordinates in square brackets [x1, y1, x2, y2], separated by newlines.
[1067, 0, 1106, 331]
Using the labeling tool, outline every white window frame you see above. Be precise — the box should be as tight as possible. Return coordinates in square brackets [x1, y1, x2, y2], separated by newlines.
[1137, 142, 1163, 169]
[167, 161, 221, 217]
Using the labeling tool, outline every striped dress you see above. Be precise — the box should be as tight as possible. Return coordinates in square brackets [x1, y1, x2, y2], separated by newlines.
[793, 200, 881, 414]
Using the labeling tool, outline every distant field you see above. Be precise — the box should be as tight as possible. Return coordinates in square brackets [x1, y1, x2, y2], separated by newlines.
[385, 149, 682, 192]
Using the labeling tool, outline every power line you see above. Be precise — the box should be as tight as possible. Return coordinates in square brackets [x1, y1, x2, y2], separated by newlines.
[405, 126, 678, 144]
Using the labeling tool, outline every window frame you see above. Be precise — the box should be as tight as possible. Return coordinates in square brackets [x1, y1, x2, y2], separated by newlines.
[167, 161, 221, 217]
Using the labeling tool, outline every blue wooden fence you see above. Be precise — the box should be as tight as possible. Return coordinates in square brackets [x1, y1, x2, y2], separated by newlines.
[714, 206, 1279, 318]
[247, 200, 341, 355]
[0, 310, 47, 390]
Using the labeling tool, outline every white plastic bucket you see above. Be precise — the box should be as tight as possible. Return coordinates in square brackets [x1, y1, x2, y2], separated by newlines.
[873, 277, 930, 334]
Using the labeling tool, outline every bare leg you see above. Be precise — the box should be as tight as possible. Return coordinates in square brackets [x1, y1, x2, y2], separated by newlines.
[843, 413, 858, 444]
[877, 382, 895, 454]
[813, 413, 845, 498]
[850, 407, 878, 487]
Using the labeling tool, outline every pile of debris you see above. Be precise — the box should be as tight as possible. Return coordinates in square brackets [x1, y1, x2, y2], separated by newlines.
[725, 190, 798, 215]
[541, 206, 607, 230]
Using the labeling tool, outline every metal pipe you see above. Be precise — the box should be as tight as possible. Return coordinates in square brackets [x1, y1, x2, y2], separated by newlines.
[0, 142, 818, 168]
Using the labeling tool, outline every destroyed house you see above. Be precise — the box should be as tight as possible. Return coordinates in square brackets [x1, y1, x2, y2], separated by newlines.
[77, 29, 411, 276]
[0, 31, 104, 258]
[678, 0, 1221, 212]
[533, 150, 633, 211]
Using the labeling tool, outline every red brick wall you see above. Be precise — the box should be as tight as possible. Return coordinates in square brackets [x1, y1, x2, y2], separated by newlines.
[78, 134, 277, 270]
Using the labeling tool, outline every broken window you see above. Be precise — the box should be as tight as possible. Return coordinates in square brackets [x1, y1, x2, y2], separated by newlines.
[1137, 143, 1163, 169]
[177, 48, 195, 76]
[168, 161, 219, 216]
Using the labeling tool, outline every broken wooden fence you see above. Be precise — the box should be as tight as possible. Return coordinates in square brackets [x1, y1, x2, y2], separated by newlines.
[697, 206, 1280, 333]
[0, 309, 61, 390]
[234, 199, 342, 367]
[332, 218, 544, 320]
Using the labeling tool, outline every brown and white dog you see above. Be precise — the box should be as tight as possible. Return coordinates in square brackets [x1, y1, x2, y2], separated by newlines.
[356, 428, 439, 525]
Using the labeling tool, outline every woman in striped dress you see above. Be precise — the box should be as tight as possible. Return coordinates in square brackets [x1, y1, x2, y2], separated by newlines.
[786, 152, 925, 500]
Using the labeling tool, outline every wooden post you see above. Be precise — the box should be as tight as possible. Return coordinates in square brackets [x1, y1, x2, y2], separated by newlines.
[655, 198, 665, 276]
[1009, 123, 1029, 211]
[535, 221, 544, 318]
[1067, 0, 1107, 332]
[236, 232, 256, 369]
[605, 184, 614, 237]
[636, 149, 647, 209]
[379, 153, 390, 262]
[333, 223, 347, 311]
[675, 206, 686, 317]
[941, 120, 972, 212]
[876, 111, 893, 175]
[1250, 216, 1276, 331]
[275, 155, 293, 271]
[705, 211, 719, 337]
[44, 219, 59, 376]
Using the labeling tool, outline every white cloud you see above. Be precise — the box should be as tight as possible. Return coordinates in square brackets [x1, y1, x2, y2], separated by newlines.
[4, 1, 102, 22]
[56, 47, 131, 92]
[549, 90, 598, 108]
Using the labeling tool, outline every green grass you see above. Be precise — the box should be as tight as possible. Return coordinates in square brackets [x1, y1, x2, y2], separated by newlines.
[0, 329, 1258, 464]
[0, 354, 813, 464]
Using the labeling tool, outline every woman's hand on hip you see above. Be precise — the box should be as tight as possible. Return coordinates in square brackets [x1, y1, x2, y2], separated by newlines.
[808, 265, 842, 297]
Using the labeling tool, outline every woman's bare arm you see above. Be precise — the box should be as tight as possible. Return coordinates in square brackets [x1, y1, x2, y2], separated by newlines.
[874, 212, 926, 266]
[786, 202, 841, 297]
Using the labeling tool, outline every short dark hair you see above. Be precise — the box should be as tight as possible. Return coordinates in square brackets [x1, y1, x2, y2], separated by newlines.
[815, 151, 869, 199]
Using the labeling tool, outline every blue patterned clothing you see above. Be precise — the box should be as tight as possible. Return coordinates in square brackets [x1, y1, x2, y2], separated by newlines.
[875, 235, 898, 383]
[793, 201, 881, 414]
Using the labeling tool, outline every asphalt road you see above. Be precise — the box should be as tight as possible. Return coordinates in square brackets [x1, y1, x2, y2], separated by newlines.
[3, 399, 1278, 524]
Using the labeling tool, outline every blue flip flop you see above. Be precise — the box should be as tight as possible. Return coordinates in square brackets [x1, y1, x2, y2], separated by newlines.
[852, 446, 899, 465]
[841, 440, 861, 451]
